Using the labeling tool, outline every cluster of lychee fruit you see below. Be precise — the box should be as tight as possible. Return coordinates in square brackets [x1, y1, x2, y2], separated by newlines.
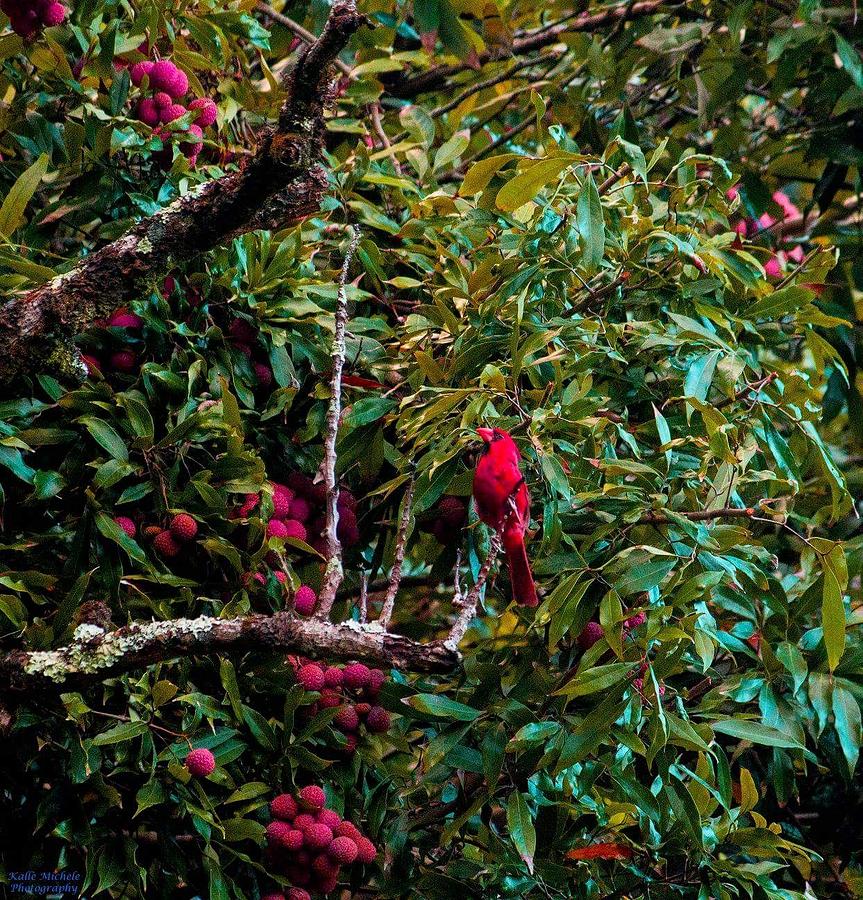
[264, 785, 377, 897]
[81, 306, 145, 376]
[115, 511, 198, 559]
[292, 661, 391, 757]
[129, 57, 217, 167]
[236, 472, 360, 558]
[2, 0, 66, 40]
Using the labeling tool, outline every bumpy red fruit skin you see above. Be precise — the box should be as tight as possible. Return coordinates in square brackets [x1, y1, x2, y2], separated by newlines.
[282, 519, 307, 542]
[354, 835, 377, 864]
[297, 664, 325, 692]
[293, 813, 315, 833]
[365, 706, 391, 734]
[169, 513, 198, 542]
[288, 495, 311, 522]
[340, 732, 358, 757]
[303, 823, 333, 850]
[130, 61, 154, 86]
[367, 668, 386, 698]
[260, 893, 286, 900]
[334, 821, 361, 842]
[328, 836, 358, 865]
[189, 97, 218, 127]
[576, 621, 603, 650]
[161, 103, 187, 124]
[319, 689, 341, 709]
[270, 793, 298, 821]
[287, 890, 311, 900]
[312, 852, 339, 878]
[154, 530, 181, 558]
[114, 516, 136, 538]
[271, 487, 293, 518]
[293, 585, 317, 616]
[266, 820, 293, 848]
[42, 3, 67, 26]
[267, 518, 289, 539]
[283, 829, 304, 851]
[342, 663, 371, 691]
[323, 666, 343, 688]
[334, 706, 360, 732]
[298, 785, 327, 811]
[185, 748, 215, 777]
[316, 809, 341, 829]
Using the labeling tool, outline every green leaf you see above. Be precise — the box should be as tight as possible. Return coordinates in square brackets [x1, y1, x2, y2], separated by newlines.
[836, 32, 863, 89]
[555, 663, 632, 698]
[405, 694, 481, 721]
[747, 286, 815, 319]
[94, 512, 149, 565]
[496, 158, 572, 213]
[506, 792, 536, 874]
[222, 818, 266, 842]
[135, 780, 165, 817]
[92, 720, 149, 745]
[461, 154, 519, 195]
[816, 539, 848, 671]
[711, 719, 805, 751]
[832, 685, 861, 774]
[79, 417, 128, 461]
[0, 153, 49, 237]
[576, 172, 605, 272]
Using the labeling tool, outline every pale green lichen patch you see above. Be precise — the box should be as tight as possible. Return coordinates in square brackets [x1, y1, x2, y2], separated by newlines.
[23, 616, 223, 683]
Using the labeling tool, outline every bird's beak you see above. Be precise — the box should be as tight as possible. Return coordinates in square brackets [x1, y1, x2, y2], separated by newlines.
[477, 427, 494, 444]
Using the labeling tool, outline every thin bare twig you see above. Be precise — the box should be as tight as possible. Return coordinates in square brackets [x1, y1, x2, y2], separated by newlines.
[379, 478, 415, 630]
[637, 507, 757, 526]
[369, 102, 402, 175]
[446, 531, 503, 649]
[317, 226, 362, 619]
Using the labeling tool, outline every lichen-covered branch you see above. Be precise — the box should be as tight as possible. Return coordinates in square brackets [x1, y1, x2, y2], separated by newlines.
[0, 0, 362, 383]
[0, 612, 460, 693]
[445, 532, 503, 650]
[379, 478, 415, 630]
[317, 226, 362, 619]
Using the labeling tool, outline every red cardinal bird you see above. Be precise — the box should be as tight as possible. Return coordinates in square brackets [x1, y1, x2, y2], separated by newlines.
[473, 427, 538, 607]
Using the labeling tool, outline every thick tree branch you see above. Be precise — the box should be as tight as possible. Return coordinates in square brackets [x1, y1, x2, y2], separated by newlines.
[0, 612, 460, 693]
[0, 0, 363, 383]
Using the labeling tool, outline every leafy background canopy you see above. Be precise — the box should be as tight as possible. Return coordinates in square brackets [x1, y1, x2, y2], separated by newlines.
[0, 1, 861, 898]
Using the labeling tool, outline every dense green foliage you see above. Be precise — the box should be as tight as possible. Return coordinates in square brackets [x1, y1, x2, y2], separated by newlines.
[0, 2, 862, 898]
